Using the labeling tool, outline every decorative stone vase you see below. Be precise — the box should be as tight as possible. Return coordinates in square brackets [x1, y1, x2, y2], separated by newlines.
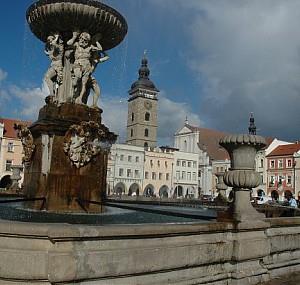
[215, 172, 228, 204]
[219, 134, 267, 223]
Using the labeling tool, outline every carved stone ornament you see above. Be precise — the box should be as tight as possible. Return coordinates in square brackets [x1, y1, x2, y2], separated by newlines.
[14, 124, 35, 166]
[64, 121, 115, 168]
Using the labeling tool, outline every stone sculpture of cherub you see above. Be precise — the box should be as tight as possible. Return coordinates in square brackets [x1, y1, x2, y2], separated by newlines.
[67, 31, 107, 105]
[44, 34, 64, 99]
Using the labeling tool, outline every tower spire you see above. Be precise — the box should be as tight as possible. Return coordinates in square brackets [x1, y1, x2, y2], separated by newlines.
[248, 112, 256, 135]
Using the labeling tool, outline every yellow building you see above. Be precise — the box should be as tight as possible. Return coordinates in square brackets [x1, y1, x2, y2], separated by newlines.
[143, 147, 174, 197]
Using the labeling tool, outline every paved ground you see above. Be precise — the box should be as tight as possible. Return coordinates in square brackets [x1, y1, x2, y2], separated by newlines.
[259, 273, 300, 285]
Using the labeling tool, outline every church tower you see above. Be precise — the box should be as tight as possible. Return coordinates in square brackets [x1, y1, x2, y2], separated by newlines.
[248, 112, 257, 135]
[126, 54, 159, 147]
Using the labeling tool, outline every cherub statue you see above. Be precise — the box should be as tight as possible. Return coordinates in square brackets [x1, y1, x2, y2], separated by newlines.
[44, 34, 64, 99]
[67, 31, 106, 105]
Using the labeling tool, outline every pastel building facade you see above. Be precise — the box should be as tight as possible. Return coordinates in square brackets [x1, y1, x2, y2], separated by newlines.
[0, 119, 30, 189]
[143, 147, 174, 197]
[266, 143, 300, 201]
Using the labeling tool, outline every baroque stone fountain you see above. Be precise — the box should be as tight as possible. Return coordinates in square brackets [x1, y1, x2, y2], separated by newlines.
[16, 0, 127, 213]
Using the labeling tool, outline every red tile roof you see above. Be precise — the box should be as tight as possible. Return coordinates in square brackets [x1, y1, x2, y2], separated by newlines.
[185, 124, 230, 161]
[0, 118, 32, 139]
[267, 143, 300, 157]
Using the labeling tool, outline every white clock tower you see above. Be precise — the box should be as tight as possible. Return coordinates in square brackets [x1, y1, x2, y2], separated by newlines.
[126, 54, 159, 147]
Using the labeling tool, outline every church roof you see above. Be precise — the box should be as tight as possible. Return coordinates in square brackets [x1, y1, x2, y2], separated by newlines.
[0, 118, 31, 139]
[129, 54, 159, 94]
[185, 124, 230, 161]
[183, 124, 274, 161]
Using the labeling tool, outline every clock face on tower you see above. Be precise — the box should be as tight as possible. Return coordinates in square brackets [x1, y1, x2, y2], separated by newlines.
[144, 101, 152, 110]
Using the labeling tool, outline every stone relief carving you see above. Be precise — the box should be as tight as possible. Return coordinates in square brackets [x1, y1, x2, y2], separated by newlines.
[14, 124, 35, 166]
[64, 121, 115, 168]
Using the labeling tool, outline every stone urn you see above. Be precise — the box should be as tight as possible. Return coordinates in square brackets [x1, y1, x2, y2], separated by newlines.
[215, 172, 228, 204]
[219, 134, 267, 223]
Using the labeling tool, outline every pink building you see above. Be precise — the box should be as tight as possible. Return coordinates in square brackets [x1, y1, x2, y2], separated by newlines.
[266, 143, 300, 201]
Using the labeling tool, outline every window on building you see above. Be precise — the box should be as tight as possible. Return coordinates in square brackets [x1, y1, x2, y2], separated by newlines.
[145, 112, 150, 121]
[182, 171, 186, 180]
[152, 172, 156, 180]
[128, 156, 132, 162]
[270, 160, 275, 168]
[166, 173, 170, 180]
[269, 175, 275, 186]
[176, 171, 180, 180]
[127, 169, 132, 178]
[135, 156, 139, 163]
[278, 159, 283, 169]
[157, 160, 160, 167]
[287, 175, 292, 185]
[119, 168, 124, 177]
[182, 161, 186, 167]
[192, 172, 196, 181]
[120, 154, 124, 161]
[187, 172, 191, 181]
[131, 113, 134, 122]
[198, 170, 201, 177]
[145, 171, 149, 179]
[134, 170, 139, 178]
[107, 168, 111, 177]
[165, 161, 168, 168]
[260, 159, 264, 168]
[220, 167, 224, 172]
[260, 174, 263, 184]
[144, 142, 148, 148]
[278, 175, 284, 185]
[193, 161, 197, 168]
[287, 159, 292, 168]
[188, 161, 191, 167]
[150, 160, 153, 167]
[176, 160, 180, 166]
[144, 129, 149, 137]
[159, 173, 162, 180]
[130, 129, 133, 137]
[7, 142, 14, 153]
[216, 167, 220, 173]
[5, 160, 12, 171]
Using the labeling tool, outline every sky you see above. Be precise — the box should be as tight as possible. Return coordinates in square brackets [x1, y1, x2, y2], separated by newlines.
[0, 0, 300, 145]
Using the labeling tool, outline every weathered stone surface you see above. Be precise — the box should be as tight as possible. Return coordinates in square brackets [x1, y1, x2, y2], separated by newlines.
[23, 102, 116, 212]
[0, 218, 299, 284]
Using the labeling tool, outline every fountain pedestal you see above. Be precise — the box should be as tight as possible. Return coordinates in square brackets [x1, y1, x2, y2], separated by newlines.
[22, 102, 116, 212]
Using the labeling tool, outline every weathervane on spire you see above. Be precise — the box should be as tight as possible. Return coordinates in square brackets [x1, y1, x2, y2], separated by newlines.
[185, 116, 189, 125]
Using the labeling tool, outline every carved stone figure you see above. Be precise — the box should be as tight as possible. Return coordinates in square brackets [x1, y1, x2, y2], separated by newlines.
[44, 34, 64, 99]
[14, 124, 35, 166]
[67, 32, 107, 105]
[83, 48, 110, 107]
[64, 121, 114, 168]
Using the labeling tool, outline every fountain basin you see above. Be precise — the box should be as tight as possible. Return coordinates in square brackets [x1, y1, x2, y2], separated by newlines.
[26, 0, 128, 50]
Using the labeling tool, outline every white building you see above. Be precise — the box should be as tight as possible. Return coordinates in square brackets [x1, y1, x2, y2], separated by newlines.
[107, 144, 145, 196]
[173, 151, 199, 198]
[174, 121, 229, 196]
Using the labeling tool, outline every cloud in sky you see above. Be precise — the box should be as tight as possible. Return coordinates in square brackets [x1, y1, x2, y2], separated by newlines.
[152, 0, 300, 140]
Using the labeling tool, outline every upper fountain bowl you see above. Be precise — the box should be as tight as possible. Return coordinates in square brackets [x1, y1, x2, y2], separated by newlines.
[26, 0, 128, 50]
